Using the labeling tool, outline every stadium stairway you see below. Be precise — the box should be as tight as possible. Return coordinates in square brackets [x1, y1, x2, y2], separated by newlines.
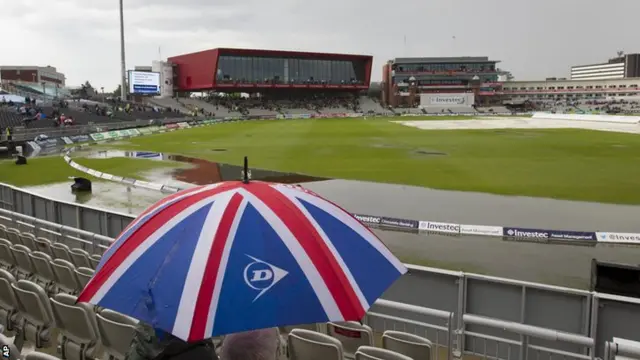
[358, 96, 388, 114]
[179, 98, 218, 114]
[146, 98, 191, 114]
[0, 219, 438, 360]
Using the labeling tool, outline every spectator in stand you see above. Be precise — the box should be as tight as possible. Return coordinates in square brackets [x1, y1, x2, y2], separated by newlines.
[125, 321, 217, 360]
[219, 328, 282, 360]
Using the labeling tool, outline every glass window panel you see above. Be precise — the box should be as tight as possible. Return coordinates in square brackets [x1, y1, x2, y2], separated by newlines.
[274, 57, 284, 81]
[236, 57, 243, 80]
[249, 57, 256, 82]
[244, 56, 251, 81]
[321, 60, 329, 82]
[247, 57, 254, 82]
[267, 58, 275, 79]
[240, 57, 247, 81]
[255, 57, 263, 82]
[309, 60, 316, 81]
[231, 56, 240, 80]
[299, 59, 307, 81]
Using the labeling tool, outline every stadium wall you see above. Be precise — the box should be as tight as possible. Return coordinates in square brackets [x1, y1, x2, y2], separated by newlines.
[168, 49, 219, 92]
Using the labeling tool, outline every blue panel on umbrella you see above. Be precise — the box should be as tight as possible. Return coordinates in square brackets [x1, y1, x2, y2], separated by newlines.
[298, 198, 402, 305]
[212, 202, 327, 335]
[100, 196, 185, 271]
[98, 202, 215, 332]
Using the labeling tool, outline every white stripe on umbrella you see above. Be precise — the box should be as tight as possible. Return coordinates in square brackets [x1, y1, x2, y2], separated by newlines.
[88, 194, 224, 304]
[100, 184, 222, 270]
[237, 188, 343, 321]
[172, 190, 236, 340]
[204, 198, 248, 338]
[275, 184, 406, 274]
[275, 188, 370, 311]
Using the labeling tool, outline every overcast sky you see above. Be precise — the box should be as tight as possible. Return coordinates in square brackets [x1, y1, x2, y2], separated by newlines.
[2, 0, 639, 90]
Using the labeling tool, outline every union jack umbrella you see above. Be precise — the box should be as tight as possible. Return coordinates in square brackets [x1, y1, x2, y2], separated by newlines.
[77, 166, 407, 342]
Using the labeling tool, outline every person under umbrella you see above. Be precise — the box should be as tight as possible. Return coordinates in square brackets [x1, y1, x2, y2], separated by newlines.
[79, 157, 407, 346]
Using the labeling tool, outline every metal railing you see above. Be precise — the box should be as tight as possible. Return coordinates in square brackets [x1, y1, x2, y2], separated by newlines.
[366, 299, 454, 360]
[461, 314, 594, 360]
[0, 206, 611, 360]
[604, 341, 640, 360]
[0, 207, 113, 254]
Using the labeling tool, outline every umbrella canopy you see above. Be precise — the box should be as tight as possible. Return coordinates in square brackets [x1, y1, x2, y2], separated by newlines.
[78, 181, 407, 342]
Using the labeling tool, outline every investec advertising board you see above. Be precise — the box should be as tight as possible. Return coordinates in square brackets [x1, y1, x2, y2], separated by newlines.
[129, 71, 160, 94]
[420, 93, 475, 107]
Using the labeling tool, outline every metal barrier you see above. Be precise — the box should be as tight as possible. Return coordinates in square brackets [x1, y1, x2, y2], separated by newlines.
[0, 208, 113, 254]
[366, 299, 454, 360]
[0, 205, 598, 360]
[460, 314, 594, 360]
[10, 116, 204, 142]
[604, 340, 640, 360]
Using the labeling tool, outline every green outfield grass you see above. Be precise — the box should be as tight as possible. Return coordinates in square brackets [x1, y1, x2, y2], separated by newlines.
[0, 156, 182, 186]
[87, 117, 640, 205]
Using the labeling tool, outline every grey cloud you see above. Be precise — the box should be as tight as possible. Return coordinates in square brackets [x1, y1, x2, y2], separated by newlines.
[2, 0, 640, 88]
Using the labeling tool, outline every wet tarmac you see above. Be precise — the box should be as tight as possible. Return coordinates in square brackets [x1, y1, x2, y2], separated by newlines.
[22, 149, 640, 289]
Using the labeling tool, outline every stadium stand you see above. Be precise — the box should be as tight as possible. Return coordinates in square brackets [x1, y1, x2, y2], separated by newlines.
[146, 97, 191, 114]
[0, 216, 435, 360]
[173, 92, 393, 118]
[0, 96, 190, 133]
[358, 97, 390, 114]
[533, 98, 640, 114]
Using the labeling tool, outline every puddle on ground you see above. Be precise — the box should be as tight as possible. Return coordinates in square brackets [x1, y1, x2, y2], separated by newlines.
[492, 130, 542, 138]
[19, 149, 328, 214]
[82, 149, 326, 185]
[412, 149, 448, 156]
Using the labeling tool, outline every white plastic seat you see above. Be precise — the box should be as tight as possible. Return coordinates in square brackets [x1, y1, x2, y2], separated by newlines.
[327, 321, 373, 358]
[69, 248, 91, 269]
[356, 346, 414, 360]
[0, 333, 21, 360]
[12, 280, 55, 348]
[19, 232, 37, 251]
[24, 352, 62, 360]
[0, 224, 7, 239]
[89, 254, 101, 269]
[28, 252, 56, 294]
[0, 269, 19, 333]
[288, 328, 344, 360]
[382, 330, 433, 360]
[50, 259, 79, 295]
[280, 323, 319, 335]
[0, 238, 15, 271]
[10, 244, 34, 281]
[50, 243, 72, 263]
[96, 309, 139, 360]
[34, 237, 52, 256]
[50, 293, 100, 360]
[5, 228, 21, 245]
[74, 267, 94, 290]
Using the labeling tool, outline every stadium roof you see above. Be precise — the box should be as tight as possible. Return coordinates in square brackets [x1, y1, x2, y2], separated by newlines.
[392, 56, 500, 64]
[172, 48, 372, 60]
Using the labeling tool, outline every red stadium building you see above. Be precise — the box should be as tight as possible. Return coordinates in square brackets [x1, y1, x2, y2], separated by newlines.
[167, 48, 372, 93]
